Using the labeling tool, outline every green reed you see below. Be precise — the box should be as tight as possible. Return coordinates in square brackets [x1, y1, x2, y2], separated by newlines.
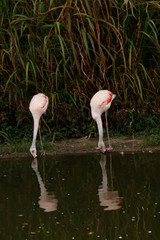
[0, 0, 160, 141]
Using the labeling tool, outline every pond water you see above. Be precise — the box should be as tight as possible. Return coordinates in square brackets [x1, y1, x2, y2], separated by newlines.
[0, 152, 160, 240]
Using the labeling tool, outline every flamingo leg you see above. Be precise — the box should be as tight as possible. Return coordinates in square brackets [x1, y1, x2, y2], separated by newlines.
[38, 123, 45, 153]
[105, 111, 112, 150]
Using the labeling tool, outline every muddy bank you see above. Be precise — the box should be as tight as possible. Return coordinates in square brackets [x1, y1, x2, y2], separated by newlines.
[49, 137, 160, 155]
[0, 137, 160, 159]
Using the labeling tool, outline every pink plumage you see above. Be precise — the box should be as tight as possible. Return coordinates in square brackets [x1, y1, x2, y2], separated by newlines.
[29, 93, 49, 158]
[29, 93, 48, 118]
[90, 90, 116, 153]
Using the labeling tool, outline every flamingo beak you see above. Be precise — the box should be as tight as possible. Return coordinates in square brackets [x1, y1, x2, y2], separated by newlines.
[100, 146, 107, 153]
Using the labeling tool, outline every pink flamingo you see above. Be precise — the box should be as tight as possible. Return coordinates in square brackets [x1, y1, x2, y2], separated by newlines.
[98, 154, 122, 210]
[90, 90, 116, 153]
[32, 159, 58, 212]
[29, 93, 49, 158]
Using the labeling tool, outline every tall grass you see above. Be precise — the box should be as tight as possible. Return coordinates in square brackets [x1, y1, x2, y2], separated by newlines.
[0, 0, 160, 141]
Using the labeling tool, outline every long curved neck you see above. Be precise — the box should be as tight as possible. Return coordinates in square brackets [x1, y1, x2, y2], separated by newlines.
[96, 116, 104, 147]
[34, 167, 47, 196]
[101, 162, 108, 191]
[31, 116, 40, 149]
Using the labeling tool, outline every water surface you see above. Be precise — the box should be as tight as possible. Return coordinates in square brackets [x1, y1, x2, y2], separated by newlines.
[0, 152, 160, 239]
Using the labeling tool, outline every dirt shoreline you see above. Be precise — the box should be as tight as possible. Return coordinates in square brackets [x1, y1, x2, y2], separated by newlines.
[0, 137, 160, 159]
[50, 137, 160, 154]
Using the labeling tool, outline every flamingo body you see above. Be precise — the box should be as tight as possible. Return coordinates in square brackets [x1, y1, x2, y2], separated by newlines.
[90, 90, 116, 152]
[29, 93, 49, 158]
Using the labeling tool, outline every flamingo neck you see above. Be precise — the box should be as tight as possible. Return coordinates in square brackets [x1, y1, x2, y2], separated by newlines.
[31, 116, 40, 150]
[34, 166, 47, 196]
[100, 162, 108, 191]
[96, 115, 105, 148]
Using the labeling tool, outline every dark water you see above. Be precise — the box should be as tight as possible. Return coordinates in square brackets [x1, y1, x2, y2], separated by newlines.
[0, 152, 160, 240]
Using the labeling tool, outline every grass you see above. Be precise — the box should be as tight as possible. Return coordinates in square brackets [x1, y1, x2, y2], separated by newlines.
[0, 0, 160, 143]
[140, 135, 160, 148]
[0, 138, 56, 155]
[1, 134, 160, 156]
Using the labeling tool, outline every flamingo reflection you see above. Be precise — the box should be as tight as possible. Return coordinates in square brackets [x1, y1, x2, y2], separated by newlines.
[32, 159, 58, 212]
[98, 154, 122, 211]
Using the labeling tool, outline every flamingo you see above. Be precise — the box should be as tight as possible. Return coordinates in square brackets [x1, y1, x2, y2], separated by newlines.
[90, 90, 116, 153]
[98, 154, 122, 211]
[29, 93, 49, 158]
[32, 159, 58, 212]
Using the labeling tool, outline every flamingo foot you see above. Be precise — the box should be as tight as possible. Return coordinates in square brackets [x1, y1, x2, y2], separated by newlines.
[39, 148, 46, 156]
[105, 146, 113, 151]
[39, 148, 45, 152]
[96, 146, 107, 153]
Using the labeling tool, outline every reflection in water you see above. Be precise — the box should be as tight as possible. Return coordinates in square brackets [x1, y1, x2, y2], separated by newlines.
[32, 159, 58, 212]
[98, 154, 122, 211]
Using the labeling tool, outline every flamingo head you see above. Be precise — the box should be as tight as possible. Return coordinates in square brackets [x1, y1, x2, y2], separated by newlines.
[100, 145, 107, 153]
[96, 144, 106, 153]
[30, 146, 37, 158]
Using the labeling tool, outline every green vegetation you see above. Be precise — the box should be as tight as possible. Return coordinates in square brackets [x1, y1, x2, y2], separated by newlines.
[0, 0, 160, 146]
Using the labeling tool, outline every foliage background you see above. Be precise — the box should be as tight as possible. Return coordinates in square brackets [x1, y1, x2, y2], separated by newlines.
[0, 0, 160, 143]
